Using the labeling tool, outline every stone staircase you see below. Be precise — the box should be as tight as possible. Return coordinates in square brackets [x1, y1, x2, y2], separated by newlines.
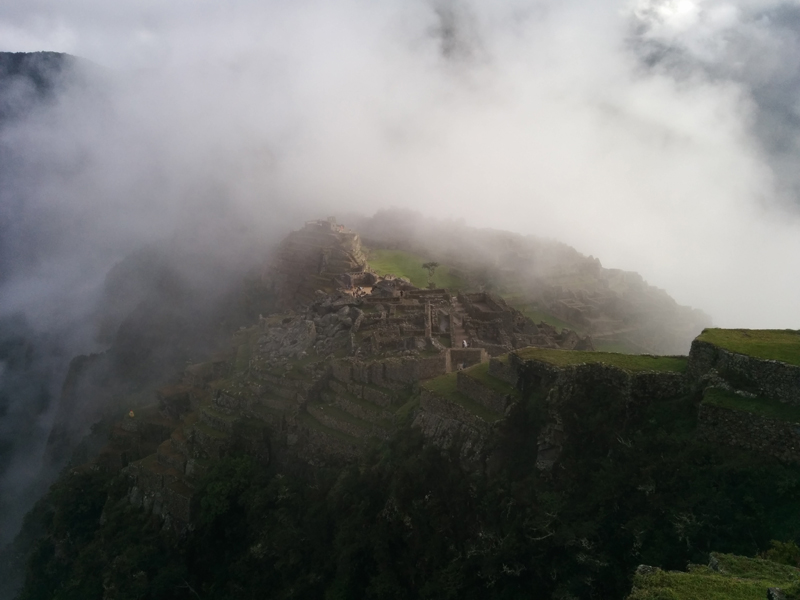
[450, 299, 467, 348]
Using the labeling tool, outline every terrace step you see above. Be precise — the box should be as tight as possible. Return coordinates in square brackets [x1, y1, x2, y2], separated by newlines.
[157, 439, 187, 474]
[421, 373, 504, 425]
[456, 364, 519, 415]
[170, 429, 190, 457]
[200, 406, 238, 433]
[254, 393, 293, 412]
[320, 389, 393, 426]
[306, 402, 373, 439]
[296, 411, 362, 459]
[191, 421, 232, 459]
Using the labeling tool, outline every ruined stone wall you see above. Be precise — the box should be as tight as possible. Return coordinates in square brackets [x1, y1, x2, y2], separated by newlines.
[450, 348, 487, 368]
[697, 403, 800, 464]
[689, 340, 800, 405]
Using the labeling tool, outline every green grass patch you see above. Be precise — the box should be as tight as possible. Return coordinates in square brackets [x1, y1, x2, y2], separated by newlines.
[463, 362, 520, 398]
[628, 553, 800, 600]
[703, 388, 800, 423]
[698, 329, 800, 367]
[422, 373, 503, 423]
[367, 249, 465, 290]
[515, 347, 688, 373]
[594, 339, 640, 354]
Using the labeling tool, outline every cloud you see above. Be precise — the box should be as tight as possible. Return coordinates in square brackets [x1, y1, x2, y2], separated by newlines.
[1, 0, 799, 320]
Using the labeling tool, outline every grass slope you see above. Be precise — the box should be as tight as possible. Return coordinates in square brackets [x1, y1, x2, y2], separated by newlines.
[628, 553, 800, 600]
[698, 329, 800, 367]
[421, 372, 503, 423]
[515, 347, 688, 373]
[366, 249, 465, 290]
[703, 388, 800, 423]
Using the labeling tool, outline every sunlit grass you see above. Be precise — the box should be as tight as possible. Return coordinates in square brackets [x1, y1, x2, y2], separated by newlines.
[366, 249, 465, 290]
[703, 388, 800, 423]
[698, 328, 800, 367]
[514, 347, 687, 373]
[628, 553, 800, 600]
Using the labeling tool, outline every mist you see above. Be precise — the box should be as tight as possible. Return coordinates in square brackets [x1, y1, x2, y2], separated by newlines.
[1, 0, 800, 552]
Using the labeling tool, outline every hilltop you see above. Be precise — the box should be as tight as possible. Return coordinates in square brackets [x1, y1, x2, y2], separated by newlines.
[349, 210, 711, 355]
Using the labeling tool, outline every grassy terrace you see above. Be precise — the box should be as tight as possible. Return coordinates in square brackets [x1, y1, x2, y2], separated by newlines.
[463, 362, 520, 398]
[697, 328, 800, 367]
[703, 388, 800, 423]
[422, 373, 503, 423]
[628, 553, 800, 600]
[514, 347, 688, 373]
[366, 249, 465, 290]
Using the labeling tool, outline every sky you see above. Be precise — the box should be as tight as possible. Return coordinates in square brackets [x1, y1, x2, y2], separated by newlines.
[1, 0, 800, 330]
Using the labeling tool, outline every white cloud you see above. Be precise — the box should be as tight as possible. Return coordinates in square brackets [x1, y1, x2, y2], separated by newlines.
[0, 0, 799, 330]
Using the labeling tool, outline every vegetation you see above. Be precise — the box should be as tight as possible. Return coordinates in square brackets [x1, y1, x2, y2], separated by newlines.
[366, 249, 465, 290]
[462, 362, 519, 399]
[703, 388, 800, 423]
[16, 373, 800, 600]
[420, 372, 503, 422]
[628, 553, 800, 600]
[515, 347, 688, 372]
[698, 329, 800, 367]
[421, 261, 439, 287]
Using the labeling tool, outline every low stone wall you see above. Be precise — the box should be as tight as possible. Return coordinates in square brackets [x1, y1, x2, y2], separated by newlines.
[450, 348, 487, 368]
[456, 372, 509, 415]
[697, 402, 800, 463]
[418, 354, 449, 380]
[689, 340, 800, 404]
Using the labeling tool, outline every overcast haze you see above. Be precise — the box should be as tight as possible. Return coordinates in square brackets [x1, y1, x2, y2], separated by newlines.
[2, 0, 800, 330]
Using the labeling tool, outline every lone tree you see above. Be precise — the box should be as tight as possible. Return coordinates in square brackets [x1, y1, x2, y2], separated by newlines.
[422, 261, 440, 287]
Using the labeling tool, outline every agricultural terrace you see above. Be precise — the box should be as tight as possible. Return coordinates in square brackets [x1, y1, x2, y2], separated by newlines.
[515, 347, 687, 373]
[697, 329, 800, 367]
[703, 388, 800, 423]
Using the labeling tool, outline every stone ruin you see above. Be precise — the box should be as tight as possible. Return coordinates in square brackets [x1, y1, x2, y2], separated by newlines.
[97, 218, 597, 530]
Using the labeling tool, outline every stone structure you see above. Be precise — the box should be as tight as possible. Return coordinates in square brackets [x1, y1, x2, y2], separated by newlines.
[100, 217, 607, 528]
[689, 339, 800, 405]
[688, 333, 800, 463]
[259, 217, 368, 309]
[696, 402, 800, 464]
